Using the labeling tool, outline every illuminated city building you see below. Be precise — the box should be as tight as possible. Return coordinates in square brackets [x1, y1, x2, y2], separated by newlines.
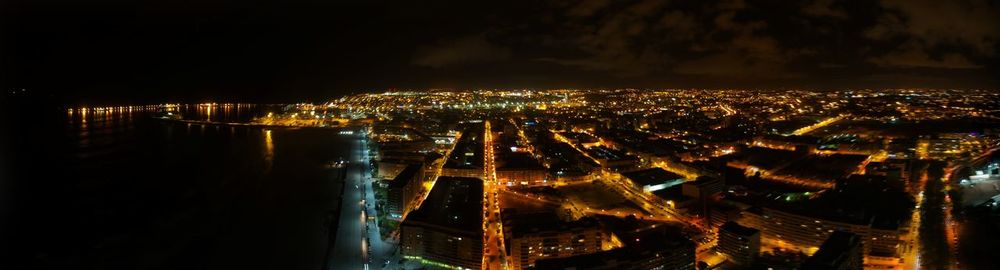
[370, 126, 436, 160]
[555, 132, 599, 147]
[496, 152, 548, 186]
[752, 134, 819, 152]
[864, 160, 910, 191]
[717, 221, 760, 266]
[921, 133, 988, 160]
[621, 168, 685, 193]
[386, 164, 423, 220]
[708, 204, 743, 229]
[739, 206, 905, 259]
[503, 213, 604, 270]
[585, 146, 639, 170]
[530, 226, 695, 270]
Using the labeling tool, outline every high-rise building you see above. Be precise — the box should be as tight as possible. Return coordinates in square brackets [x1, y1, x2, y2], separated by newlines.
[738, 206, 905, 258]
[400, 177, 483, 269]
[531, 226, 695, 270]
[717, 221, 760, 266]
[681, 176, 724, 200]
[503, 213, 603, 270]
[708, 204, 742, 229]
[377, 159, 412, 179]
[683, 176, 725, 219]
[386, 163, 423, 220]
[800, 231, 864, 270]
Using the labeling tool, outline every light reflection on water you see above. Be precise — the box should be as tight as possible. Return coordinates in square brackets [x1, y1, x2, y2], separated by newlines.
[12, 104, 354, 269]
[265, 129, 274, 172]
[66, 104, 266, 127]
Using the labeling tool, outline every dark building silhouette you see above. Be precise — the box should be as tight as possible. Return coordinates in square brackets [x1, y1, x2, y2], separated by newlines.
[800, 231, 864, 270]
[400, 177, 483, 269]
[717, 221, 760, 266]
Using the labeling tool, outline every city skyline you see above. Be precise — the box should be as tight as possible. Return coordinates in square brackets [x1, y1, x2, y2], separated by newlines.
[3, 1, 1000, 270]
[4, 88, 1000, 270]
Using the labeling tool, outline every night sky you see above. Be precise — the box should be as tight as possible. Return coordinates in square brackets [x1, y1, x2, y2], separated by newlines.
[3, 0, 999, 103]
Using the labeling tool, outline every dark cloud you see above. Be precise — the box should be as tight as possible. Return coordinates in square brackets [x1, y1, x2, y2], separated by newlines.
[865, 0, 999, 69]
[869, 40, 982, 69]
[802, 0, 849, 19]
[510, 0, 998, 85]
[538, 0, 674, 77]
[566, 0, 613, 18]
[671, 3, 798, 78]
[412, 35, 512, 68]
[655, 10, 699, 41]
[4, 0, 999, 103]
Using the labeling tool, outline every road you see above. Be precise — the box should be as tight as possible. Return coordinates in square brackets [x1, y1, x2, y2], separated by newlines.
[551, 129, 695, 226]
[552, 127, 702, 226]
[915, 162, 953, 270]
[901, 170, 928, 270]
[329, 127, 398, 270]
[482, 121, 509, 270]
[790, 114, 845, 136]
[553, 128, 715, 256]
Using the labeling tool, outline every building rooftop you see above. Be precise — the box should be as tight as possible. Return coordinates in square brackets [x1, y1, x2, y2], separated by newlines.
[799, 231, 861, 270]
[443, 126, 484, 169]
[380, 151, 437, 163]
[591, 215, 661, 235]
[403, 176, 483, 232]
[497, 152, 545, 170]
[559, 132, 598, 143]
[734, 177, 914, 230]
[687, 176, 721, 186]
[729, 147, 806, 171]
[651, 185, 694, 203]
[622, 168, 685, 187]
[772, 154, 868, 182]
[757, 134, 821, 145]
[720, 221, 759, 237]
[503, 211, 600, 238]
[586, 146, 638, 162]
[388, 163, 421, 189]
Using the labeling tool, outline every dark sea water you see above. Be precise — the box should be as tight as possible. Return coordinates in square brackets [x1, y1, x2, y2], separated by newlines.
[1, 103, 351, 270]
